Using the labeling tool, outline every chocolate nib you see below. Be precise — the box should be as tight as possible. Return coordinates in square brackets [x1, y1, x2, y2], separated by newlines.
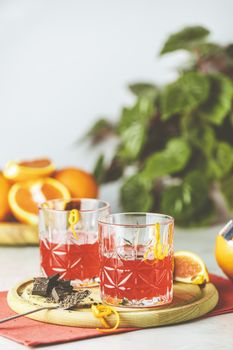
[49, 274, 60, 285]
[60, 290, 90, 309]
[32, 274, 62, 297]
[57, 280, 73, 290]
[31, 278, 50, 297]
[51, 285, 73, 303]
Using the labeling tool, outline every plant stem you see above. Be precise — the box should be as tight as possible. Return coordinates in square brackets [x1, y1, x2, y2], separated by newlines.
[209, 182, 231, 223]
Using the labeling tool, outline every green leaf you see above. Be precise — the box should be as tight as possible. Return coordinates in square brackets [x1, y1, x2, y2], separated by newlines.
[128, 83, 158, 99]
[161, 171, 210, 224]
[103, 156, 125, 183]
[207, 142, 233, 179]
[93, 154, 125, 184]
[93, 154, 105, 184]
[118, 97, 154, 133]
[181, 116, 216, 155]
[200, 74, 233, 125]
[117, 97, 155, 161]
[196, 42, 222, 58]
[120, 174, 153, 212]
[221, 175, 233, 210]
[160, 72, 210, 120]
[216, 143, 233, 175]
[160, 26, 210, 55]
[83, 118, 114, 144]
[142, 138, 191, 180]
[119, 123, 146, 161]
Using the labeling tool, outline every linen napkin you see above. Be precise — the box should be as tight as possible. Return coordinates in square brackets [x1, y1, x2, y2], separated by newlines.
[0, 274, 232, 347]
[206, 274, 233, 317]
[0, 293, 135, 346]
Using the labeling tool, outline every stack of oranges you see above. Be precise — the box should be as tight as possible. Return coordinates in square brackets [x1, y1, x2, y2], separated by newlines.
[0, 158, 98, 225]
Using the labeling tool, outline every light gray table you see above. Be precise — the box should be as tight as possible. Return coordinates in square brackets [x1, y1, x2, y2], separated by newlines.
[0, 224, 232, 350]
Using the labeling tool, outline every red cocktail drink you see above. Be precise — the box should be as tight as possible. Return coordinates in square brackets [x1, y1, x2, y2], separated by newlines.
[100, 252, 172, 302]
[98, 213, 174, 307]
[39, 198, 110, 285]
[40, 238, 100, 281]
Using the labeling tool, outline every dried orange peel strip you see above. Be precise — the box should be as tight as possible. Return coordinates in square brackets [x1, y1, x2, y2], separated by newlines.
[143, 223, 169, 264]
[91, 304, 120, 332]
[68, 209, 80, 239]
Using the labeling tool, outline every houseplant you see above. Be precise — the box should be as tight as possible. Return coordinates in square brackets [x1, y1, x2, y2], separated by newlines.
[86, 26, 233, 226]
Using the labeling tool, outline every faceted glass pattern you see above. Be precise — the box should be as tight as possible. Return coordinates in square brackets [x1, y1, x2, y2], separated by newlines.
[99, 213, 174, 307]
[100, 254, 172, 301]
[39, 199, 110, 285]
[40, 238, 99, 281]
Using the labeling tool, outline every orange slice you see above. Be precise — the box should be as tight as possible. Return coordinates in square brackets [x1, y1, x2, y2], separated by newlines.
[174, 251, 209, 285]
[3, 158, 55, 182]
[8, 178, 70, 225]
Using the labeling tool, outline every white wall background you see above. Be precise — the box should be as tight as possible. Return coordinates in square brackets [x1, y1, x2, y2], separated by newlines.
[0, 0, 233, 172]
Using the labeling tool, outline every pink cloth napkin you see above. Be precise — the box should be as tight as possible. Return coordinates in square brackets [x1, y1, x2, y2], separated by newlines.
[0, 274, 232, 347]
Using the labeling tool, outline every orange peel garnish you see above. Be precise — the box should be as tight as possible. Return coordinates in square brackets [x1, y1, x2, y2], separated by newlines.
[143, 223, 169, 264]
[68, 209, 80, 239]
[91, 304, 120, 332]
[168, 222, 173, 246]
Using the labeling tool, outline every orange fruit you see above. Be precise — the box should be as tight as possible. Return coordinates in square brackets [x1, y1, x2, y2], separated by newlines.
[3, 158, 55, 182]
[0, 172, 11, 221]
[174, 251, 209, 285]
[8, 178, 70, 225]
[54, 167, 98, 199]
[215, 234, 233, 281]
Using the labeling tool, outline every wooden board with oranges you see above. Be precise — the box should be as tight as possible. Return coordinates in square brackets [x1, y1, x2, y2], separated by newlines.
[0, 158, 98, 245]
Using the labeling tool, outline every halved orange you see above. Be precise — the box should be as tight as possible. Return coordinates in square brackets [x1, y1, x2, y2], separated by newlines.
[174, 251, 209, 285]
[8, 178, 70, 225]
[0, 172, 11, 221]
[3, 158, 55, 182]
[216, 234, 233, 281]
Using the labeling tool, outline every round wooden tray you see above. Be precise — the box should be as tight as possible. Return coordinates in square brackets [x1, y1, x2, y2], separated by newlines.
[0, 223, 38, 246]
[7, 279, 219, 328]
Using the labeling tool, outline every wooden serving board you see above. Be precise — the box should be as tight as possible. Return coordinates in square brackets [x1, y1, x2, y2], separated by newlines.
[7, 279, 219, 328]
[0, 223, 38, 246]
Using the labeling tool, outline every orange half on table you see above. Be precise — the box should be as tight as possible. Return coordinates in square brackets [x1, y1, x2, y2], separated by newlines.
[3, 158, 55, 182]
[174, 251, 209, 285]
[8, 178, 70, 225]
[215, 220, 233, 281]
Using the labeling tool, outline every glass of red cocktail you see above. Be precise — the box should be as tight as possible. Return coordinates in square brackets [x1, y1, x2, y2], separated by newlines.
[39, 198, 110, 286]
[98, 213, 174, 307]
